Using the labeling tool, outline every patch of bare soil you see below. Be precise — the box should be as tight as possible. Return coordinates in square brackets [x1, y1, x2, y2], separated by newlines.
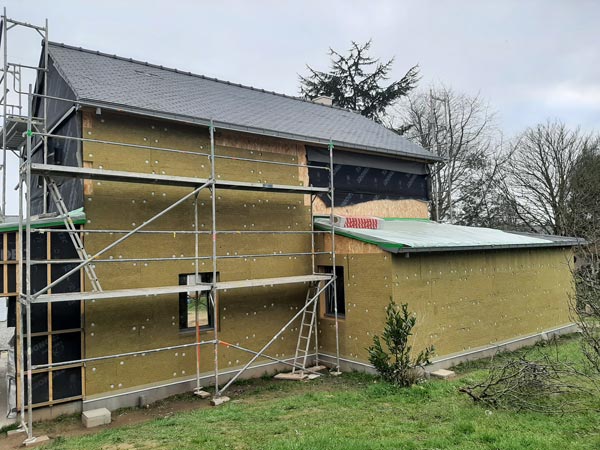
[0, 375, 335, 449]
[0, 392, 210, 449]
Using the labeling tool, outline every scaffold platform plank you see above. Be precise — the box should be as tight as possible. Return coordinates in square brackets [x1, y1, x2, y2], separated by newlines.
[30, 163, 211, 188]
[217, 179, 328, 194]
[32, 283, 212, 303]
[2, 118, 29, 150]
[29, 163, 329, 194]
[216, 274, 332, 290]
[31, 274, 332, 303]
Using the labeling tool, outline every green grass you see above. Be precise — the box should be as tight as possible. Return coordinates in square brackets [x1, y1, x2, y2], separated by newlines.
[42, 335, 600, 449]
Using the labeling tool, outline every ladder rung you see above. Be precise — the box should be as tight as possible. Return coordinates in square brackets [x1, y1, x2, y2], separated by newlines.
[47, 175, 102, 292]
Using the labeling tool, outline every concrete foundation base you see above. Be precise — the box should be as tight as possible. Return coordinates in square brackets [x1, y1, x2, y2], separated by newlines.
[319, 323, 578, 375]
[28, 400, 82, 423]
[83, 355, 317, 412]
[16, 325, 576, 422]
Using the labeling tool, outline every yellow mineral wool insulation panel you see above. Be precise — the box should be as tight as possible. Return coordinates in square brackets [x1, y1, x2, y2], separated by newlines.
[316, 233, 385, 255]
[317, 247, 574, 363]
[81, 112, 317, 397]
[316, 253, 393, 361]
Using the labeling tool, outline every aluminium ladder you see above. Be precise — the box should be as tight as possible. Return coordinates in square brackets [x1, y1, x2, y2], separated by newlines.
[46, 177, 102, 292]
[291, 282, 320, 374]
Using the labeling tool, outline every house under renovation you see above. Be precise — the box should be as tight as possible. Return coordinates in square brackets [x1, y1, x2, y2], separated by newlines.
[0, 13, 579, 442]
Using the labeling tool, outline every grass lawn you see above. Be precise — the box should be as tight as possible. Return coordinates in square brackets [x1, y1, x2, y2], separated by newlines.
[31, 335, 600, 449]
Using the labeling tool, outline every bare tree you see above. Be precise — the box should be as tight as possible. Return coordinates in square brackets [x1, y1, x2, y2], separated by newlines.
[460, 341, 597, 414]
[567, 145, 600, 374]
[566, 145, 600, 246]
[504, 121, 596, 235]
[455, 143, 524, 229]
[395, 85, 497, 223]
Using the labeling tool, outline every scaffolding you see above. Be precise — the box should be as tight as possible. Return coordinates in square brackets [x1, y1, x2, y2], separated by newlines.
[0, 11, 340, 445]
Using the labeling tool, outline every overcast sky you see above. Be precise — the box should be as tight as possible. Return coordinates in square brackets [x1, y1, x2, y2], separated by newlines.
[3, 0, 599, 214]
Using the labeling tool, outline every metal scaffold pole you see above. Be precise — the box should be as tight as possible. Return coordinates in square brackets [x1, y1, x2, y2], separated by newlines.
[16, 79, 25, 437]
[1, 8, 7, 221]
[194, 192, 201, 393]
[328, 139, 340, 374]
[310, 194, 316, 274]
[32, 180, 212, 298]
[310, 195, 319, 368]
[42, 18, 48, 214]
[24, 84, 34, 443]
[217, 278, 333, 395]
[1, 9, 340, 426]
[209, 120, 219, 398]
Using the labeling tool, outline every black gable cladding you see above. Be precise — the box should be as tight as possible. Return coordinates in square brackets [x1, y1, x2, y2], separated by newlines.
[306, 146, 429, 207]
[30, 54, 83, 215]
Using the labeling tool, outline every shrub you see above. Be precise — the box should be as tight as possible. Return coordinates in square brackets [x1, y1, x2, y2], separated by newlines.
[367, 299, 434, 386]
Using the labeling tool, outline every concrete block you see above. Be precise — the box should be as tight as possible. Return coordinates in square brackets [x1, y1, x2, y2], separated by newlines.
[193, 389, 211, 399]
[274, 372, 307, 381]
[430, 369, 456, 380]
[305, 365, 327, 372]
[24, 435, 50, 446]
[210, 396, 230, 406]
[6, 427, 26, 436]
[82, 408, 111, 428]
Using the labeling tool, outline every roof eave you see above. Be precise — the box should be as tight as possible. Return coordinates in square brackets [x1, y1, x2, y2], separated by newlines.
[78, 99, 443, 163]
[388, 241, 584, 254]
[314, 221, 584, 254]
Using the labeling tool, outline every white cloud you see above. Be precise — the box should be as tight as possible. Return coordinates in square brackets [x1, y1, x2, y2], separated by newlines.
[530, 83, 600, 109]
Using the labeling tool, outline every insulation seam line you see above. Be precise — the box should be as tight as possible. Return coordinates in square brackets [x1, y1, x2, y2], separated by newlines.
[81, 354, 317, 405]
[318, 323, 579, 369]
[218, 341, 323, 375]
[28, 130, 329, 171]
[32, 179, 212, 298]
[18, 229, 330, 235]
[30, 340, 217, 371]
[217, 278, 333, 396]
[429, 323, 578, 365]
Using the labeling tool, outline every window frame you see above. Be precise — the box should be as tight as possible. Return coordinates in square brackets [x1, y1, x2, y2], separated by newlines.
[178, 272, 215, 332]
[320, 265, 346, 319]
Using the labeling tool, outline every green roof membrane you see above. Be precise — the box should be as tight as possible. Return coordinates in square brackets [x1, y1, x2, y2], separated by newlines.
[313, 218, 583, 253]
[0, 208, 86, 232]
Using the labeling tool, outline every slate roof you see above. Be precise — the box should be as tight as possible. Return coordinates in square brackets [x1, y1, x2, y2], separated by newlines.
[47, 42, 439, 162]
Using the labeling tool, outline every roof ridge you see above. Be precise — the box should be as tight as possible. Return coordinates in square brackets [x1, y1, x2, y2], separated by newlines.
[47, 41, 356, 115]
